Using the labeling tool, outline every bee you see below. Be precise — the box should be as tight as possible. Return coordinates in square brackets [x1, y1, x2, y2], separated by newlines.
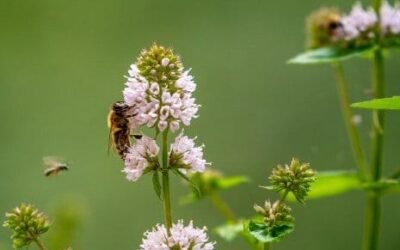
[326, 15, 343, 36]
[43, 156, 69, 177]
[107, 101, 137, 159]
[307, 8, 344, 48]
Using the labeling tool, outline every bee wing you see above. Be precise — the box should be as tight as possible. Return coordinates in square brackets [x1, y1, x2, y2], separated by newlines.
[107, 127, 113, 155]
[43, 156, 68, 170]
[43, 156, 62, 168]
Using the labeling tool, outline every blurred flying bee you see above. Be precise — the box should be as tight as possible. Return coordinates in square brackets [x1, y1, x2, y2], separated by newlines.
[307, 8, 344, 48]
[326, 17, 343, 38]
[107, 101, 140, 159]
[43, 156, 69, 177]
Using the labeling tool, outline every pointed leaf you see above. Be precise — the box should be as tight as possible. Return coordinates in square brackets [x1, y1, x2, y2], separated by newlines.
[288, 45, 375, 64]
[215, 176, 250, 189]
[152, 171, 162, 200]
[247, 220, 294, 243]
[362, 179, 400, 193]
[351, 96, 400, 110]
[214, 221, 244, 242]
[258, 185, 274, 190]
[287, 170, 361, 201]
[386, 182, 400, 193]
[383, 37, 400, 49]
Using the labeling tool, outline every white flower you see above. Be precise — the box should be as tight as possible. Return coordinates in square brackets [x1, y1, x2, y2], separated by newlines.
[381, 1, 400, 35]
[123, 136, 159, 182]
[340, 3, 377, 40]
[122, 66, 199, 132]
[123, 65, 149, 106]
[149, 82, 160, 95]
[140, 220, 215, 250]
[170, 133, 209, 173]
[176, 69, 197, 93]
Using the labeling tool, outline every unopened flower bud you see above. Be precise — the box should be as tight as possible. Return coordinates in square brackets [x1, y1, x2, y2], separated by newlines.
[3, 204, 50, 249]
[269, 158, 316, 203]
[161, 57, 170, 67]
[254, 201, 294, 227]
[136, 43, 182, 86]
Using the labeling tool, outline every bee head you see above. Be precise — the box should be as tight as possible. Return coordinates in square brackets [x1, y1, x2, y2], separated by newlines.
[112, 101, 131, 114]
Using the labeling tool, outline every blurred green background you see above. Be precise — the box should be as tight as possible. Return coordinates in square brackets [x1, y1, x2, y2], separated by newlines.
[1, 0, 399, 249]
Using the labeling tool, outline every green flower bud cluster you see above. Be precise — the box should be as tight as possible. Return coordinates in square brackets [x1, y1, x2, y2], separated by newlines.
[3, 204, 50, 249]
[248, 158, 315, 243]
[136, 43, 183, 88]
[254, 201, 294, 228]
[269, 158, 316, 203]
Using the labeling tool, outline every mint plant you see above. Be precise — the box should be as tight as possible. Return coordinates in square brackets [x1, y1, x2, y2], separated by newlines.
[290, 1, 400, 250]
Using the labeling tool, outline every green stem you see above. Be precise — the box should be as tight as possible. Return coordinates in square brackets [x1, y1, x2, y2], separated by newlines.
[370, 50, 385, 185]
[333, 63, 368, 180]
[28, 233, 47, 250]
[209, 192, 237, 222]
[373, 0, 382, 13]
[33, 238, 47, 250]
[161, 130, 173, 234]
[208, 193, 259, 249]
[364, 1, 385, 248]
[278, 189, 290, 205]
[265, 242, 271, 250]
[364, 49, 385, 250]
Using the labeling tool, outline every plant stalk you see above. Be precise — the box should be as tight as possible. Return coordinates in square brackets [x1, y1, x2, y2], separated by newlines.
[209, 192, 259, 248]
[265, 243, 271, 250]
[28, 233, 47, 250]
[364, 0, 385, 248]
[278, 189, 290, 205]
[333, 63, 368, 180]
[161, 130, 173, 234]
[364, 48, 385, 250]
[209, 192, 237, 222]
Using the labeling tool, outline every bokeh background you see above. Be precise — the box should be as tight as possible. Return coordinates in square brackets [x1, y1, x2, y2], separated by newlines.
[1, 0, 399, 249]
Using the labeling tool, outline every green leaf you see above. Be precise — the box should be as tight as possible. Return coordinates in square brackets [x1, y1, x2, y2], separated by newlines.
[386, 182, 400, 193]
[152, 171, 162, 200]
[288, 45, 375, 64]
[351, 96, 400, 110]
[215, 176, 250, 189]
[247, 220, 294, 243]
[179, 174, 249, 205]
[258, 185, 274, 190]
[362, 179, 400, 193]
[179, 193, 198, 205]
[287, 170, 361, 201]
[383, 37, 400, 49]
[214, 221, 244, 242]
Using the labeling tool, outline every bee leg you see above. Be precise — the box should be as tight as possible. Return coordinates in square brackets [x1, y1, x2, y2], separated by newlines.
[125, 112, 138, 118]
[130, 134, 143, 139]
